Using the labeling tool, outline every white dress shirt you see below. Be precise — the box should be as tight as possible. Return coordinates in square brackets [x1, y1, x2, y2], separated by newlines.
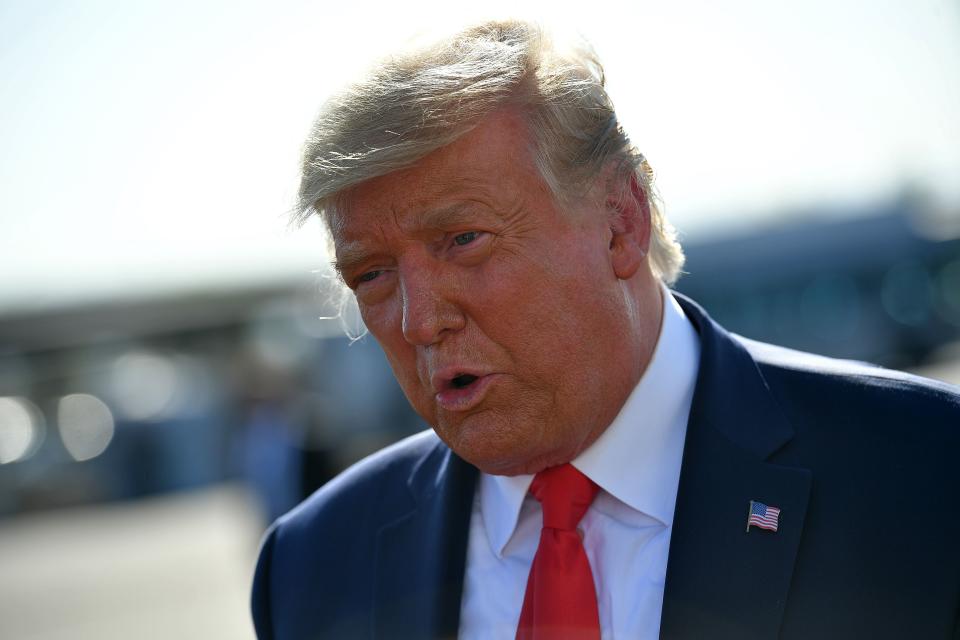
[458, 288, 701, 639]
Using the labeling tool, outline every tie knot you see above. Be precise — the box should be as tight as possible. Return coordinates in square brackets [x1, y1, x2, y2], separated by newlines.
[529, 464, 600, 531]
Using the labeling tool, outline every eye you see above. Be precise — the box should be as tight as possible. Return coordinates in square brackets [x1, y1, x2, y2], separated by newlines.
[453, 231, 480, 246]
[357, 270, 382, 284]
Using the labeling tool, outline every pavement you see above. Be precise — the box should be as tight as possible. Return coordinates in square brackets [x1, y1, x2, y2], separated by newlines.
[0, 353, 956, 640]
[0, 484, 264, 640]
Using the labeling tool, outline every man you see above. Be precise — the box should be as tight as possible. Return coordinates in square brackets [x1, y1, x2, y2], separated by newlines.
[252, 20, 960, 639]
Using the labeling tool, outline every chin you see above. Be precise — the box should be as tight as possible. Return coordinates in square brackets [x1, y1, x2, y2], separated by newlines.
[467, 449, 571, 477]
[435, 412, 573, 477]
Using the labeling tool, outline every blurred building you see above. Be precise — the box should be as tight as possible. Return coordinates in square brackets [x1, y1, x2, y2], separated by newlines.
[675, 194, 960, 368]
[0, 281, 425, 519]
[0, 195, 958, 519]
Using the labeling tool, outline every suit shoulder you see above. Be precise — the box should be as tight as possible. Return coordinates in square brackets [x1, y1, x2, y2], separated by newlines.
[251, 430, 445, 638]
[275, 429, 443, 537]
[737, 335, 960, 425]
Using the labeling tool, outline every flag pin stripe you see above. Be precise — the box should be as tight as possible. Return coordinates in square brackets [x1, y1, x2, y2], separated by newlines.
[746, 500, 780, 532]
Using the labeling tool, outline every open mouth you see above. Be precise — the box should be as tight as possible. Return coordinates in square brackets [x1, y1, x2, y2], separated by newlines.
[450, 373, 479, 390]
[434, 371, 498, 412]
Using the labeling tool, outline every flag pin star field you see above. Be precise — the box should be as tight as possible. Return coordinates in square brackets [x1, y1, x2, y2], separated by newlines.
[746, 500, 781, 532]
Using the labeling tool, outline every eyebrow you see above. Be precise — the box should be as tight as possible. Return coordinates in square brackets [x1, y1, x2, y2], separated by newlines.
[332, 199, 497, 277]
[331, 241, 371, 279]
[404, 201, 483, 233]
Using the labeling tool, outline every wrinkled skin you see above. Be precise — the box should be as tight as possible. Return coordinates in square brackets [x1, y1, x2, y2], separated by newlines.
[332, 110, 663, 476]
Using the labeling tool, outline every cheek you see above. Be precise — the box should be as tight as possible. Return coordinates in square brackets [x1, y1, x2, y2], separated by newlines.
[360, 294, 406, 357]
[383, 346, 437, 423]
[480, 245, 622, 393]
[473, 263, 598, 369]
[362, 302, 433, 406]
[484, 234, 612, 317]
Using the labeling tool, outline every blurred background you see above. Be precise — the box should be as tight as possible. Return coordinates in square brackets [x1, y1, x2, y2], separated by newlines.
[1, 1, 958, 638]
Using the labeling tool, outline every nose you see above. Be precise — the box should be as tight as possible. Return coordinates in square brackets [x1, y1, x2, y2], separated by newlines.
[399, 263, 465, 346]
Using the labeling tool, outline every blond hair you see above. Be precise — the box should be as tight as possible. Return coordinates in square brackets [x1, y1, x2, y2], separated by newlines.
[297, 19, 684, 284]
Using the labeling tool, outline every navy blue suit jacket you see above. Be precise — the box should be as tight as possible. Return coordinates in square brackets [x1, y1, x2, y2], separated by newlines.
[252, 295, 960, 639]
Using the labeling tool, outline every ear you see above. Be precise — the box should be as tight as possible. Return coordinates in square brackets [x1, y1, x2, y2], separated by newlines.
[607, 173, 652, 280]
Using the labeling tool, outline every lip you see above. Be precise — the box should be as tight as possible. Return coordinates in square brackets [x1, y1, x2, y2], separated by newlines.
[434, 373, 501, 412]
[430, 366, 489, 394]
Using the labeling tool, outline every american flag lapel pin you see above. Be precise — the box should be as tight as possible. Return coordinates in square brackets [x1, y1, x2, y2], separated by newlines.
[746, 500, 781, 532]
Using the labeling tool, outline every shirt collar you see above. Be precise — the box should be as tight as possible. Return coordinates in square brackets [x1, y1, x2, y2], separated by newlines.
[480, 286, 701, 557]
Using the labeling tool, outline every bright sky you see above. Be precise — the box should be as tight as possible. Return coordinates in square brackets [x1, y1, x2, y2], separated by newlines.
[1, 0, 958, 311]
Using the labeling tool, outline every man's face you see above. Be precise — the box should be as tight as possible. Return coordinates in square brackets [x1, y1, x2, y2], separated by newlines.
[333, 110, 655, 475]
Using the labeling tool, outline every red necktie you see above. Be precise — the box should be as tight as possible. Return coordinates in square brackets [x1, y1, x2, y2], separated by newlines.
[516, 464, 601, 640]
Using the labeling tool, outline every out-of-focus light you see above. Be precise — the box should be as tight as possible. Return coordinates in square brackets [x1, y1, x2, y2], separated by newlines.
[800, 274, 861, 340]
[109, 351, 178, 421]
[938, 259, 960, 325]
[57, 394, 114, 461]
[0, 396, 44, 464]
[881, 263, 934, 327]
[247, 302, 316, 371]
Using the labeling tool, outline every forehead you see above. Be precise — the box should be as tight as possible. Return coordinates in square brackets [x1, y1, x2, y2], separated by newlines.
[330, 110, 542, 244]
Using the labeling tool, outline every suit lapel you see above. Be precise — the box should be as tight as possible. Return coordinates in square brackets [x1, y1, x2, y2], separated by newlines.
[370, 295, 811, 639]
[661, 296, 813, 639]
[373, 442, 478, 639]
